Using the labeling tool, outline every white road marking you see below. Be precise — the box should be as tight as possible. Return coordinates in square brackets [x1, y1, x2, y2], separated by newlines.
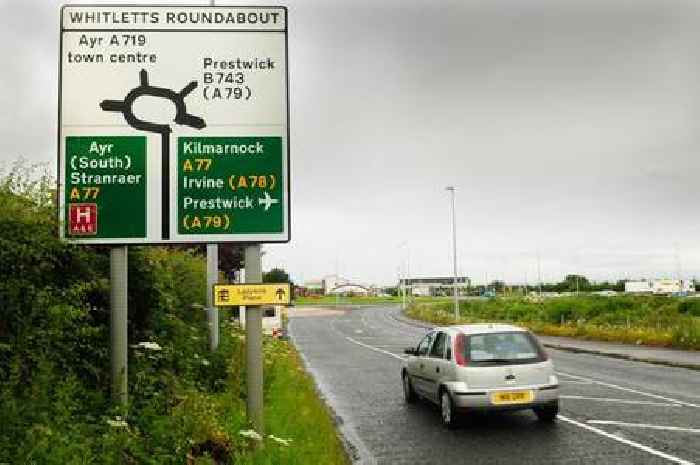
[558, 371, 699, 408]
[587, 420, 700, 434]
[558, 415, 694, 465]
[560, 395, 681, 407]
[345, 336, 406, 361]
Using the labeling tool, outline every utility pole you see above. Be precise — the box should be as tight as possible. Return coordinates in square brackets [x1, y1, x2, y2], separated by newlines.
[110, 246, 128, 407]
[537, 251, 543, 296]
[446, 186, 458, 321]
[245, 244, 264, 438]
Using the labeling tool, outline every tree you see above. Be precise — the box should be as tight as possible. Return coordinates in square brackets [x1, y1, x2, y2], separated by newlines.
[263, 267, 291, 284]
[560, 274, 590, 292]
[218, 244, 244, 281]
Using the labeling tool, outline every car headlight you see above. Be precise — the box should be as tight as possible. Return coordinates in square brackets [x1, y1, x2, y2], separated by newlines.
[549, 374, 558, 386]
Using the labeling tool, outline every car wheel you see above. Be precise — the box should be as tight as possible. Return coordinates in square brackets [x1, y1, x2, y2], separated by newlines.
[403, 372, 416, 403]
[441, 390, 458, 429]
[533, 401, 559, 422]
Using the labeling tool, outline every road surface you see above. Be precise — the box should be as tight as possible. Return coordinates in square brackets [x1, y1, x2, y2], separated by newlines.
[289, 305, 700, 465]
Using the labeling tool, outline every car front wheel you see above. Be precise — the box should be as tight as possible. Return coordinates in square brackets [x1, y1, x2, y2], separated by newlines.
[533, 401, 559, 422]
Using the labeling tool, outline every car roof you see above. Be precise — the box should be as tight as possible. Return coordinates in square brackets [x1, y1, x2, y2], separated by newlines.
[434, 323, 528, 335]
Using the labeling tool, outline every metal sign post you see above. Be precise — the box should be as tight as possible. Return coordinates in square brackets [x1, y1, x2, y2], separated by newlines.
[206, 244, 219, 351]
[110, 246, 128, 406]
[244, 244, 264, 437]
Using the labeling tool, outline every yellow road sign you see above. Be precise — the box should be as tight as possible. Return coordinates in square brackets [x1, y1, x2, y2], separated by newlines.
[214, 283, 291, 306]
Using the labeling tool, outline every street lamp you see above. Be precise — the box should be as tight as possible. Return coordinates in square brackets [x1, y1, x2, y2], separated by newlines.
[446, 186, 459, 321]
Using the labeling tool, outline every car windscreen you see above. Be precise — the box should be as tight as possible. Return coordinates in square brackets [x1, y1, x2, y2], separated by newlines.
[466, 331, 545, 365]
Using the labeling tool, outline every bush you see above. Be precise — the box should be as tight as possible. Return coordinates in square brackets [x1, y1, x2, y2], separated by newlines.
[406, 295, 700, 350]
[0, 162, 349, 465]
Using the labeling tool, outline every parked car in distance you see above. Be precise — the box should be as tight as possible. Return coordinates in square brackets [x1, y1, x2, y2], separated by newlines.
[262, 305, 284, 338]
[401, 323, 559, 428]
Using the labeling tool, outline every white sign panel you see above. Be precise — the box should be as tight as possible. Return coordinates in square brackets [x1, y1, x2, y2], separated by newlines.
[59, 5, 289, 244]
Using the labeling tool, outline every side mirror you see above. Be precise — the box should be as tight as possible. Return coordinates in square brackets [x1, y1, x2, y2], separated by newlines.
[404, 347, 417, 356]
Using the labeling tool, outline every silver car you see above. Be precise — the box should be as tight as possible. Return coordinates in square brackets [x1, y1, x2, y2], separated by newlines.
[401, 324, 559, 428]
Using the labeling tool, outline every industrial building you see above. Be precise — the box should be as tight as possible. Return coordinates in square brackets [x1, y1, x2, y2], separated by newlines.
[301, 275, 372, 296]
[624, 279, 694, 295]
[399, 276, 471, 297]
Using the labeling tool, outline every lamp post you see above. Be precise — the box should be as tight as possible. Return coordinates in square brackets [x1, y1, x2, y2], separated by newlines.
[446, 186, 459, 321]
[400, 242, 410, 309]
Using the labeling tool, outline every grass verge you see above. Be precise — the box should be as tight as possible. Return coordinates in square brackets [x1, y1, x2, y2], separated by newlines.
[405, 297, 700, 350]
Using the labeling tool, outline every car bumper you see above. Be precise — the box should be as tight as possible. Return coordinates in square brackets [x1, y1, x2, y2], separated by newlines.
[450, 384, 559, 411]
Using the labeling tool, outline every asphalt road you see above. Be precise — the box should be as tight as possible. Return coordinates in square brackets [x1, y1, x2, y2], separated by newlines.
[289, 305, 700, 465]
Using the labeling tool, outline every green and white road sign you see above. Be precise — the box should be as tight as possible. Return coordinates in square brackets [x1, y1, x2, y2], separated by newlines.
[59, 5, 289, 244]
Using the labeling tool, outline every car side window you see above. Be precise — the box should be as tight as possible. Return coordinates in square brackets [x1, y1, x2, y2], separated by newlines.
[430, 332, 446, 358]
[416, 332, 434, 356]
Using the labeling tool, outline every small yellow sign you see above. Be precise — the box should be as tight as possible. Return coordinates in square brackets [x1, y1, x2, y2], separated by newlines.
[214, 283, 291, 306]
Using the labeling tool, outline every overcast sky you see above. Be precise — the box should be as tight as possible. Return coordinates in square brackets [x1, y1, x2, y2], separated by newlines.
[2, 0, 700, 286]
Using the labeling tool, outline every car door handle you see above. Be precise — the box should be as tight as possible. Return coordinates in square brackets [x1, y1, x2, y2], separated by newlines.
[420, 363, 424, 369]
[436, 367, 440, 373]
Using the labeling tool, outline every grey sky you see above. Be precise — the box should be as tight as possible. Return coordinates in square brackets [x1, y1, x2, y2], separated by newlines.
[2, 0, 699, 285]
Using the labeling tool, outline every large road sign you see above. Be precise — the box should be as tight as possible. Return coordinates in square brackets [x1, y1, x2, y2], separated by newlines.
[59, 5, 289, 244]
[214, 283, 291, 306]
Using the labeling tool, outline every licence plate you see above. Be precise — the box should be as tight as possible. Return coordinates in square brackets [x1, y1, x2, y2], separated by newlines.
[490, 390, 534, 405]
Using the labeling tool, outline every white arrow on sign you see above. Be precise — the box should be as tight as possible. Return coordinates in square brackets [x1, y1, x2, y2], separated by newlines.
[258, 191, 279, 211]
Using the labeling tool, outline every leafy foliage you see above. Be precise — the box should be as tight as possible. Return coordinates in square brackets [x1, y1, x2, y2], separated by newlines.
[0, 163, 348, 465]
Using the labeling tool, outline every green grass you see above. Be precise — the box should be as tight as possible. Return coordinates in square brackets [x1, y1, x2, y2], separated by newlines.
[236, 338, 350, 465]
[406, 296, 700, 350]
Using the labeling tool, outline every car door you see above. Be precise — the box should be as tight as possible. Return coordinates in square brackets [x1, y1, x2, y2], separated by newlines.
[409, 331, 435, 397]
[425, 331, 448, 403]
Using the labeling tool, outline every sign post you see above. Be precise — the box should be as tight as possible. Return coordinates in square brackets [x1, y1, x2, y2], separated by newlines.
[59, 5, 290, 419]
[244, 245, 264, 436]
[206, 244, 219, 351]
[110, 246, 128, 406]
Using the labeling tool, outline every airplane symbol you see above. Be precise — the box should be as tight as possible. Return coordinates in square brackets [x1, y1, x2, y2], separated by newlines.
[258, 191, 279, 211]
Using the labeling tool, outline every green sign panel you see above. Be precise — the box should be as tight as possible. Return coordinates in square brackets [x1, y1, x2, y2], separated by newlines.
[64, 136, 146, 239]
[178, 137, 284, 235]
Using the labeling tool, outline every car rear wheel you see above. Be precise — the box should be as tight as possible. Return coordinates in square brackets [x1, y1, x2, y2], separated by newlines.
[533, 401, 559, 422]
[402, 372, 416, 403]
[441, 390, 458, 429]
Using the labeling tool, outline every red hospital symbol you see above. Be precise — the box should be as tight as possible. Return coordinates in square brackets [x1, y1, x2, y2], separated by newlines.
[69, 203, 98, 235]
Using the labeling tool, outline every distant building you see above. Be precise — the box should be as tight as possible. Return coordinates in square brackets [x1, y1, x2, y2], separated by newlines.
[625, 279, 693, 295]
[299, 275, 374, 296]
[399, 276, 470, 297]
[625, 281, 652, 294]
[651, 279, 694, 295]
[297, 280, 325, 296]
[328, 284, 370, 296]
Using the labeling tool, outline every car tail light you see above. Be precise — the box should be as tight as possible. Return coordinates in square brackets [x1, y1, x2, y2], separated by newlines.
[529, 332, 549, 360]
[454, 333, 469, 366]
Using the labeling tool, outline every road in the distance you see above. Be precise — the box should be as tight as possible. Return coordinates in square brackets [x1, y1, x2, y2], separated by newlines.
[289, 305, 700, 465]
